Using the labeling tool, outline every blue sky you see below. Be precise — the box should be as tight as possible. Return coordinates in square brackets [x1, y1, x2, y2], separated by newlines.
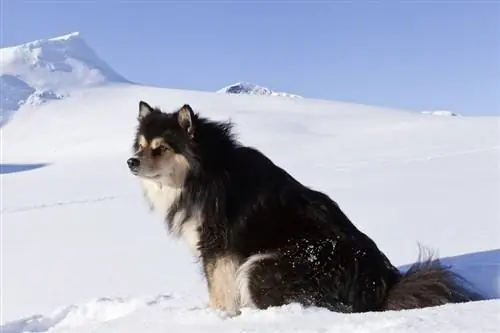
[2, 1, 499, 116]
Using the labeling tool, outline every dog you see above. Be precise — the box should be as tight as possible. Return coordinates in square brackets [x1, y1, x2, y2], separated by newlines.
[127, 101, 481, 316]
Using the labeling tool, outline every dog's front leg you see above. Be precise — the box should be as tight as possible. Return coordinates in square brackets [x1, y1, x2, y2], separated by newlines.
[204, 254, 241, 316]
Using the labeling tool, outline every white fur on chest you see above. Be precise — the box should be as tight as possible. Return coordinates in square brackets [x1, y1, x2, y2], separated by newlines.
[140, 179, 202, 255]
[170, 209, 202, 256]
[140, 178, 180, 215]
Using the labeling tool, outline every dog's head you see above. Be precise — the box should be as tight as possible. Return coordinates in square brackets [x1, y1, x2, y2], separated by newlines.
[127, 101, 195, 187]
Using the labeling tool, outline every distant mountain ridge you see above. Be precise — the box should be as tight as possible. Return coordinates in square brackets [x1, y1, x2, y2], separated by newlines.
[0, 32, 307, 127]
[217, 82, 302, 98]
[0, 32, 129, 126]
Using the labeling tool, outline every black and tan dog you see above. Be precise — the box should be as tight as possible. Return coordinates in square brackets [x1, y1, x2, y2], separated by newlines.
[127, 101, 480, 316]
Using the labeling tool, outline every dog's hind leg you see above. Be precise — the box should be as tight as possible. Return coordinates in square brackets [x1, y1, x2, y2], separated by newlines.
[236, 253, 277, 309]
[235, 239, 394, 313]
[235, 250, 346, 311]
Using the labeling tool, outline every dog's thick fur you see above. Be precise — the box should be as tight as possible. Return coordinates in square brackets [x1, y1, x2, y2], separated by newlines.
[127, 101, 482, 315]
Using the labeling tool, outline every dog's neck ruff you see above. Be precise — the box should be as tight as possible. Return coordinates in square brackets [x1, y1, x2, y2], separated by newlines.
[140, 177, 202, 255]
[140, 177, 181, 216]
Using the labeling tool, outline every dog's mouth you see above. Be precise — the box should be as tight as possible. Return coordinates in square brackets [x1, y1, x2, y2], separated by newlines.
[144, 174, 161, 180]
[129, 169, 161, 180]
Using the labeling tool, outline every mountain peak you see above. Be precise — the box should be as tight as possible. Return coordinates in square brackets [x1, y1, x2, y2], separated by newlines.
[217, 82, 302, 99]
[1, 32, 128, 91]
[22, 31, 82, 46]
[48, 31, 81, 41]
[0, 32, 129, 125]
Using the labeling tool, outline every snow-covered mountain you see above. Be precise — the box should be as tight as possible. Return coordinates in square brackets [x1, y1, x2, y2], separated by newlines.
[421, 109, 460, 117]
[217, 82, 302, 98]
[0, 32, 129, 125]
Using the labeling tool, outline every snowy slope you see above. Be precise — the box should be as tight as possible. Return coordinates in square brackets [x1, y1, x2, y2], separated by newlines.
[1, 29, 500, 332]
[217, 81, 302, 98]
[2, 82, 499, 332]
[0, 32, 128, 125]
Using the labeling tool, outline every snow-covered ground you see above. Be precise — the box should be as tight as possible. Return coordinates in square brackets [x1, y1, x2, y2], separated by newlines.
[1, 33, 500, 332]
[2, 84, 499, 332]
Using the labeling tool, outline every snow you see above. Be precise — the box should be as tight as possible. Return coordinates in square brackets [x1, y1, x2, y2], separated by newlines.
[217, 81, 302, 98]
[421, 110, 460, 117]
[3, 297, 499, 333]
[2, 35, 500, 333]
[0, 75, 36, 125]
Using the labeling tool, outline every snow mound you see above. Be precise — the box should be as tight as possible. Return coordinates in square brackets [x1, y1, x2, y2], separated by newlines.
[2, 295, 499, 333]
[217, 82, 302, 98]
[0, 295, 173, 333]
[0, 32, 129, 125]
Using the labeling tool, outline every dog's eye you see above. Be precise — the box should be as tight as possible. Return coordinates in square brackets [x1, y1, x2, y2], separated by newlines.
[151, 147, 163, 156]
[159, 144, 170, 153]
[151, 145, 169, 157]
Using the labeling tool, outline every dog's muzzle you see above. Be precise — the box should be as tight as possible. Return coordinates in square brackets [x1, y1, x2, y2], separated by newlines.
[127, 157, 140, 172]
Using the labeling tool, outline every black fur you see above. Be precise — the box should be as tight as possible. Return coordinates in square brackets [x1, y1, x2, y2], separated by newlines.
[383, 246, 484, 310]
[132, 102, 483, 313]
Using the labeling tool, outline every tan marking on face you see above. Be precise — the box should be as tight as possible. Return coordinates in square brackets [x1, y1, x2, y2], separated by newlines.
[150, 137, 165, 150]
[139, 135, 147, 149]
[205, 254, 241, 316]
[155, 153, 190, 187]
[170, 154, 189, 186]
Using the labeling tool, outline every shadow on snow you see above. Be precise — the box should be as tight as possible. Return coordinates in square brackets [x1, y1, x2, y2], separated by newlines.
[398, 248, 500, 300]
[0, 163, 49, 174]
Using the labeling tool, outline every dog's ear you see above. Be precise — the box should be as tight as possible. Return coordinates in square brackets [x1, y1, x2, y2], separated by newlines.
[138, 101, 154, 121]
[177, 104, 195, 139]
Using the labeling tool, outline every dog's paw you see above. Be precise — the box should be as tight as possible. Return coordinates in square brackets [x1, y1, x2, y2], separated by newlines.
[207, 300, 241, 318]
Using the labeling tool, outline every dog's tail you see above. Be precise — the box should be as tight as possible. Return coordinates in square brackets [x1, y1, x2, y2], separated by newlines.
[383, 246, 484, 311]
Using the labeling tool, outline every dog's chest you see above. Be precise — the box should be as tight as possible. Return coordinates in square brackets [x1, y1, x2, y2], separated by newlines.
[140, 179, 202, 255]
[141, 179, 180, 215]
[171, 210, 202, 255]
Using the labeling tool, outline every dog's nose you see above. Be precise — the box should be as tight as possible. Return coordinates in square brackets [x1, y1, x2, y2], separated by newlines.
[127, 158, 140, 169]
